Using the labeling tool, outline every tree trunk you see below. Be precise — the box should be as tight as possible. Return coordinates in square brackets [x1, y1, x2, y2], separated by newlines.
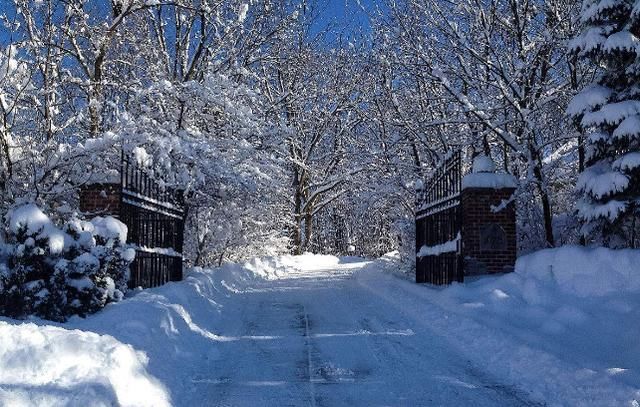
[291, 172, 303, 255]
[539, 183, 554, 247]
[88, 83, 102, 137]
[304, 211, 313, 253]
[530, 149, 554, 247]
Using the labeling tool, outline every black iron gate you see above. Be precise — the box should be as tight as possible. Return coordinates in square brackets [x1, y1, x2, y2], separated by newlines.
[415, 151, 464, 284]
[120, 153, 185, 288]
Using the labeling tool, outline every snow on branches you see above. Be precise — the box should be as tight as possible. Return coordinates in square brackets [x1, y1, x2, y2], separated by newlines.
[569, 0, 640, 247]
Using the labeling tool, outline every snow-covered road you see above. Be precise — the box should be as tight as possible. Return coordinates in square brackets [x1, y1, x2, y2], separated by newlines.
[3, 254, 637, 406]
[189, 259, 537, 406]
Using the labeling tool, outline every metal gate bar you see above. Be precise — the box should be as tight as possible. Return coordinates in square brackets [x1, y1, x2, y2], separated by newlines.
[120, 152, 185, 288]
[415, 151, 463, 285]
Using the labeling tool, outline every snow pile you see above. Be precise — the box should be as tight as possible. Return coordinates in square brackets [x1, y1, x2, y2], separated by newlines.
[515, 245, 640, 297]
[471, 154, 496, 173]
[89, 216, 129, 246]
[0, 320, 170, 407]
[462, 155, 517, 189]
[279, 252, 345, 271]
[241, 257, 292, 280]
[8, 204, 52, 236]
[424, 246, 640, 401]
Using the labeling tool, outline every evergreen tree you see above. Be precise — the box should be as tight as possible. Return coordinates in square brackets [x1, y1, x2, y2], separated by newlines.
[569, 0, 640, 247]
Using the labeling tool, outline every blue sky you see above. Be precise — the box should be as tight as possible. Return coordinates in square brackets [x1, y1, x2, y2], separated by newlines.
[316, 0, 378, 36]
[0, 0, 377, 46]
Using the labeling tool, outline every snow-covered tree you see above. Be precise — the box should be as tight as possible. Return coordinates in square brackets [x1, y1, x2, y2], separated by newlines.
[0, 44, 33, 197]
[257, 13, 372, 254]
[569, 0, 640, 248]
[372, 0, 586, 251]
[0, 0, 300, 264]
[116, 72, 290, 265]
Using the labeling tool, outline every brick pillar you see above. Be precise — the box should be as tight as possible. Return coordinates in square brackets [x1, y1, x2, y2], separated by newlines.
[79, 183, 121, 217]
[461, 156, 517, 275]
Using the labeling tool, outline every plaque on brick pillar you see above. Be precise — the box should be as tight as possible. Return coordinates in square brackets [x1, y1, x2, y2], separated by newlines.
[479, 223, 507, 251]
[461, 155, 517, 275]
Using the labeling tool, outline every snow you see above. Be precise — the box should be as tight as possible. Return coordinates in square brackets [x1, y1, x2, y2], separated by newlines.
[66, 276, 95, 291]
[580, 0, 622, 24]
[90, 216, 128, 244]
[138, 247, 182, 257]
[416, 195, 460, 216]
[567, 85, 612, 116]
[577, 198, 628, 222]
[42, 226, 67, 255]
[0, 45, 20, 82]
[1, 253, 638, 406]
[587, 130, 608, 143]
[0, 321, 170, 407]
[612, 114, 640, 140]
[132, 146, 152, 168]
[364, 250, 640, 406]
[462, 155, 517, 189]
[8, 204, 51, 235]
[577, 162, 629, 199]
[238, 3, 249, 23]
[471, 154, 496, 173]
[613, 152, 640, 171]
[7, 204, 69, 255]
[417, 233, 460, 257]
[122, 248, 137, 262]
[6, 206, 129, 255]
[582, 100, 640, 127]
[515, 245, 640, 296]
[122, 197, 182, 219]
[603, 30, 640, 53]
[569, 26, 608, 54]
[72, 253, 101, 274]
[462, 173, 517, 189]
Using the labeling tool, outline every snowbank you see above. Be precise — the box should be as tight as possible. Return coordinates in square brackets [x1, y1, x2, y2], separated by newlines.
[515, 245, 640, 297]
[359, 248, 640, 406]
[0, 256, 306, 406]
[420, 246, 640, 402]
[0, 320, 170, 407]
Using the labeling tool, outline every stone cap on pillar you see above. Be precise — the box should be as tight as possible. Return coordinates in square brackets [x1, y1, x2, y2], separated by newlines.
[462, 155, 517, 190]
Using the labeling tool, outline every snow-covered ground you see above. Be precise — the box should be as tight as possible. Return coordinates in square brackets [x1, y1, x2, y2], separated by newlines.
[0, 251, 638, 406]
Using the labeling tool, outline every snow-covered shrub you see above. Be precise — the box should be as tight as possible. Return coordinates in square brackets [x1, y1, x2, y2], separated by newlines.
[0, 204, 135, 321]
